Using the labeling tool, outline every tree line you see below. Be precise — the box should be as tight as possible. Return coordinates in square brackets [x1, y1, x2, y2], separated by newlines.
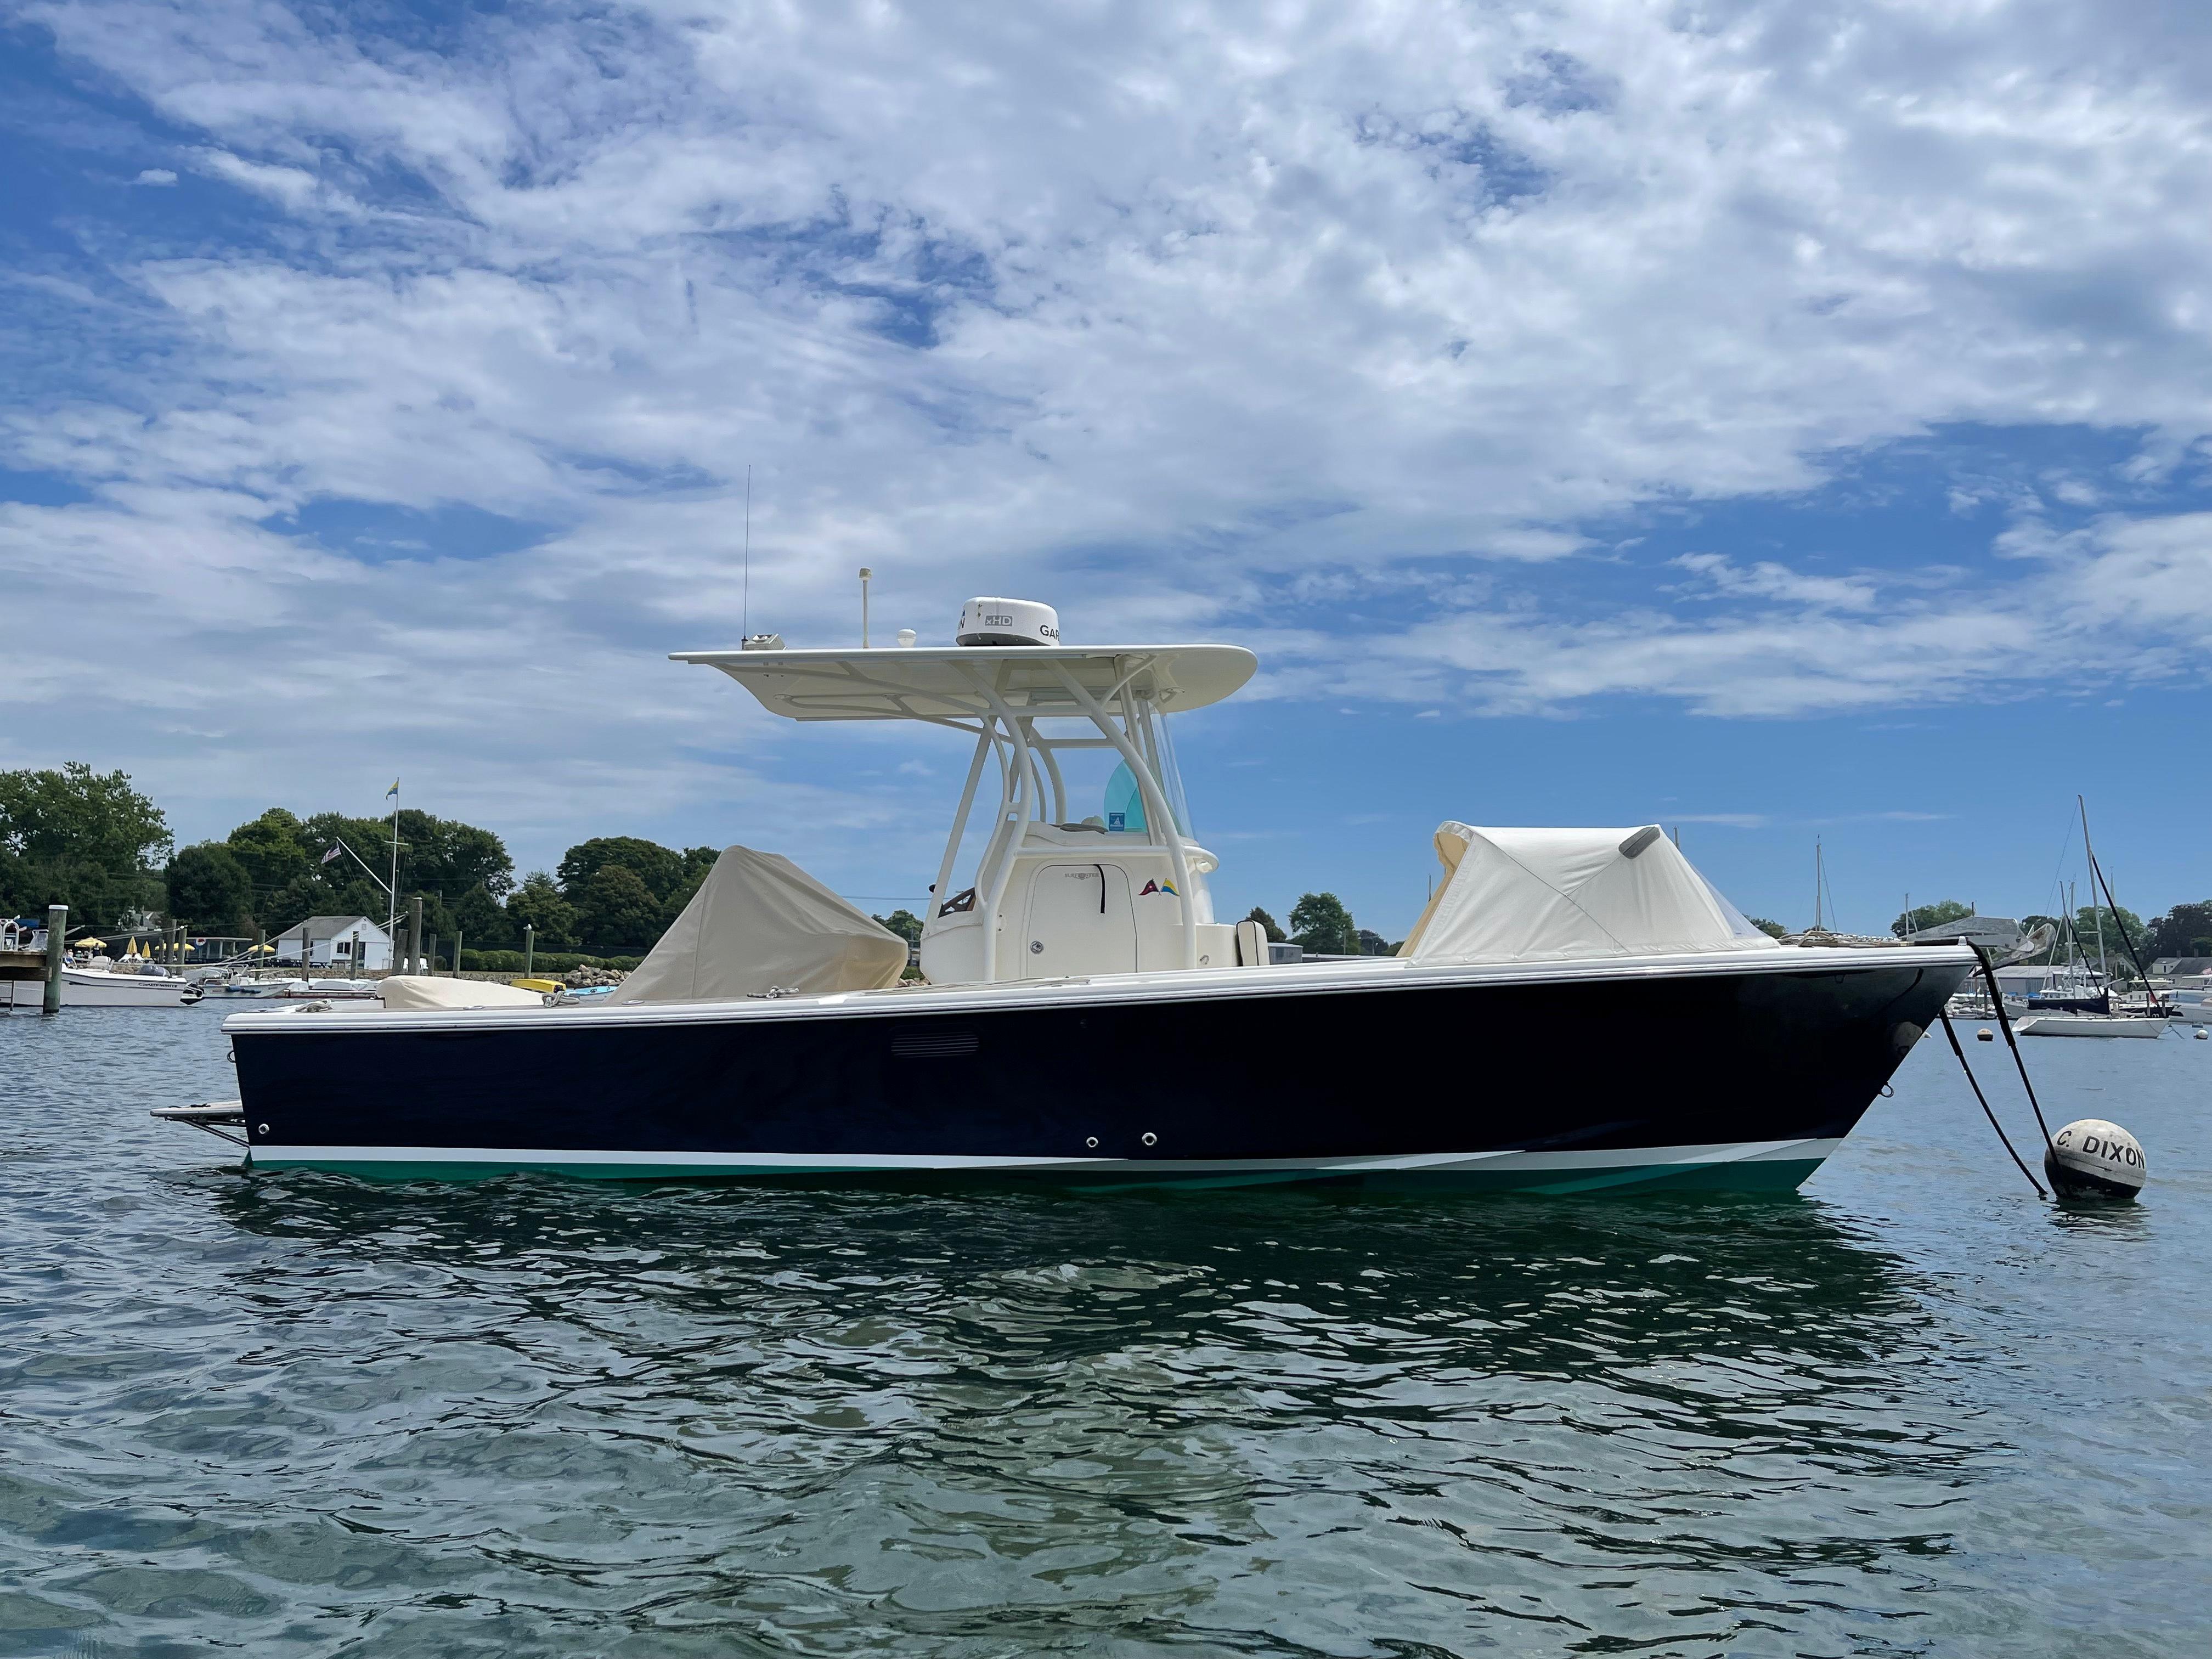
[1242, 893, 1400, 957]
[17, 764, 2211, 970]
[2, 764, 724, 961]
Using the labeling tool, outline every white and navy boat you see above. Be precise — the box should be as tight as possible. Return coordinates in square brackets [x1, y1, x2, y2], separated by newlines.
[5, 957, 199, 1008]
[177, 600, 1974, 1193]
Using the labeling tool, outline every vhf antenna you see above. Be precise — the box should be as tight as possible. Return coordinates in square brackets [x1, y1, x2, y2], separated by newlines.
[742, 463, 752, 639]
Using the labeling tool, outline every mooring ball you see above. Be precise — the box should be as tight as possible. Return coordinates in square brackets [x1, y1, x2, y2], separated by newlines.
[1977, 1028, 1995, 1042]
[2045, 1119, 2147, 1201]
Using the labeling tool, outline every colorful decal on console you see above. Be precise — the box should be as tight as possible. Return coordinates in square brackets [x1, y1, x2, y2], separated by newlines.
[1138, 879, 1180, 897]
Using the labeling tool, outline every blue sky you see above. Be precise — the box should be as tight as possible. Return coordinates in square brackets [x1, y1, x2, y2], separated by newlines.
[5, 0, 2212, 939]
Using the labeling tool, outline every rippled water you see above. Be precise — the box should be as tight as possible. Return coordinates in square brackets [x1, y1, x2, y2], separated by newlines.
[3, 1008, 2207, 1656]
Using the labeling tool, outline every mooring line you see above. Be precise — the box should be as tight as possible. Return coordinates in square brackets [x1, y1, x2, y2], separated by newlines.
[1967, 940, 2056, 1150]
[1938, 1005, 2047, 1198]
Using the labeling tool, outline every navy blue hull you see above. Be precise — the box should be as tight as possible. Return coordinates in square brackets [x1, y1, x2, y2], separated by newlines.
[228, 958, 1970, 1191]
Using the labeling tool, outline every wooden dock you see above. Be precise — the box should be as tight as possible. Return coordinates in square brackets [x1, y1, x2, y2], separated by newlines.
[0, 950, 49, 984]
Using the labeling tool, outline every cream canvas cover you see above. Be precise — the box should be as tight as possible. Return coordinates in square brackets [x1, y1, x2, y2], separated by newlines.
[379, 976, 548, 1010]
[607, 845, 909, 1004]
[1401, 823, 1781, 964]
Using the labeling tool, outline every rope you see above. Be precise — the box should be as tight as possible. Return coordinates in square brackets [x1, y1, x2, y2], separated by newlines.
[1967, 940, 2056, 1149]
[1938, 1005, 2047, 1198]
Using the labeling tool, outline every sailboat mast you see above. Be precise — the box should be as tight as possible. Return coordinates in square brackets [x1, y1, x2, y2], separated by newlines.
[1814, 839, 1824, 932]
[2080, 796, 2110, 983]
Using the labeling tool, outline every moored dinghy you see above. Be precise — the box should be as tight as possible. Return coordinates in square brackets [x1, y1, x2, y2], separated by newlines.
[187, 599, 1974, 1191]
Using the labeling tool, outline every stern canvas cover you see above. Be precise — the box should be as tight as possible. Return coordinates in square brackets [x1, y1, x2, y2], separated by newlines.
[379, 976, 547, 1011]
[1402, 823, 1781, 964]
[607, 845, 909, 1004]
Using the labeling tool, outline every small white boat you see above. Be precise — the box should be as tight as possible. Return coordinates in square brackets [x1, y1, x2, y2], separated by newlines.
[202, 974, 300, 998]
[3, 960, 198, 1008]
[287, 978, 380, 1000]
[2013, 1013, 2166, 1039]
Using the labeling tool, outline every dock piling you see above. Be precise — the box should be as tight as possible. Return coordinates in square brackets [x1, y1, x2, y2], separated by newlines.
[43, 905, 65, 1015]
[523, 924, 534, 978]
[408, 896, 423, 976]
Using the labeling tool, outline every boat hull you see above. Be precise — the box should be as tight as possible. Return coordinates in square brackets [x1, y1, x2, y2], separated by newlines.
[223, 952, 1971, 1193]
[2013, 1014, 2167, 1039]
[4, 968, 195, 1008]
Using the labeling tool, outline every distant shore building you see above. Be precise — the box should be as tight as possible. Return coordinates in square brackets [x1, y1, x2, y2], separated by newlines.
[273, 916, 393, 972]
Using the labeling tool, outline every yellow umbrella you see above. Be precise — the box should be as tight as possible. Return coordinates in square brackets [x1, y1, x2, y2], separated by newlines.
[74, 938, 105, 952]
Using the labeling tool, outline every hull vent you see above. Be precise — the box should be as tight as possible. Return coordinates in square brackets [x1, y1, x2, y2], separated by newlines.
[891, 1027, 980, 1059]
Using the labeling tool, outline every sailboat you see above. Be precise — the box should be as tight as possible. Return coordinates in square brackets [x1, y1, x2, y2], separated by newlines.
[2015, 802, 2166, 1039]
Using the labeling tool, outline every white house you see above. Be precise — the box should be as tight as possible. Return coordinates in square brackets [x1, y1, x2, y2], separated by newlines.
[272, 915, 393, 971]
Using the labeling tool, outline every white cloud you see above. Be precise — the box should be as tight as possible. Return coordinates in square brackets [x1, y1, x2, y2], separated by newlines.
[1672, 553, 1881, 612]
[190, 149, 324, 210]
[131, 167, 176, 185]
[5, 0, 2212, 856]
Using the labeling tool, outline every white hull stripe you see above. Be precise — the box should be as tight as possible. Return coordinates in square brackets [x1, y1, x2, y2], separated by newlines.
[252, 1137, 1841, 1174]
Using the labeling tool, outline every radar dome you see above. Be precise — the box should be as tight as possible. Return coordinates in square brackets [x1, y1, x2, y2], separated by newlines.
[957, 598, 1059, 647]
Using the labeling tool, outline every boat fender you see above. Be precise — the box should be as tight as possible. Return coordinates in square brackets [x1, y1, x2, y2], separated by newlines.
[2197, 1028, 2208, 1040]
[2045, 1119, 2146, 1202]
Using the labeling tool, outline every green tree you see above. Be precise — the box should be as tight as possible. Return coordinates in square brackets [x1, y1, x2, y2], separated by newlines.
[1891, 899, 1972, 939]
[2073, 903, 2147, 979]
[1244, 906, 1285, 943]
[349, 809, 512, 905]
[2146, 901, 2212, 960]
[1748, 916, 1788, 939]
[223, 805, 513, 944]
[576, 863, 663, 953]
[452, 884, 515, 950]
[165, 843, 255, 933]
[558, 837, 684, 906]
[506, 871, 578, 950]
[226, 808, 312, 893]
[0, 763, 172, 927]
[1289, 891, 1357, 956]
[1355, 928, 1397, 957]
[873, 909, 924, 946]
[656, 847, 725, 928]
